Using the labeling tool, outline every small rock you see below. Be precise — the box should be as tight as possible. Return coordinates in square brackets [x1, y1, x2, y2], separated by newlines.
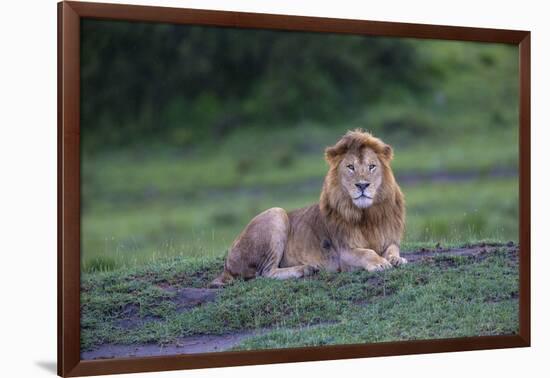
[507, 241, 515, 247]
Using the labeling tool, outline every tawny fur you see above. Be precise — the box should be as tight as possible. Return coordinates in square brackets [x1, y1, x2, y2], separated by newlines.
[209, 129, 406, 288]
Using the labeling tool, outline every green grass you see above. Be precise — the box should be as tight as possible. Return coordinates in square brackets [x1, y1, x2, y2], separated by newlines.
[80, 246, 518, 351]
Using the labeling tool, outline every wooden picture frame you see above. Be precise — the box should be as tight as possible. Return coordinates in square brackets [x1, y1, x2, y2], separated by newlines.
[58, 1, 531, 376]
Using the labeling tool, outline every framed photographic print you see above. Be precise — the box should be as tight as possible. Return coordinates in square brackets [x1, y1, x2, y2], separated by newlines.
[58, 1, 530, 376]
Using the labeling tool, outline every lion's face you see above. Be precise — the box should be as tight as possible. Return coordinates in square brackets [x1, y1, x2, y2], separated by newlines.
[338, 148, 383, 209]
[322, 130, 396, 220]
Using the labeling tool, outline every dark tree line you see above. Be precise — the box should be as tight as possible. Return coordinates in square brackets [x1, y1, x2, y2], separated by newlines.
[81, 19, 440, 150]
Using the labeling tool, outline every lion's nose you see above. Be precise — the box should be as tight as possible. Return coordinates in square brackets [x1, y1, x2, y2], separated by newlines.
[355, 183, 370, 191]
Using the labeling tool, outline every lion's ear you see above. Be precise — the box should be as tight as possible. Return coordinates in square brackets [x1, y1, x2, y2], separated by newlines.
[325, 141, 347, 164]
[324, 146, 338, 163]
[382, 144, 393, 161]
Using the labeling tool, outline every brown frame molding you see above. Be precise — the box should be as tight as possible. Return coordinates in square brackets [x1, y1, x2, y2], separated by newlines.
[58, 1, 531, 376]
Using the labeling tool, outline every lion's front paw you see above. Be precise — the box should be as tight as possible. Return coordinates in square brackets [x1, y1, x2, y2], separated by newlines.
[302, 265, 319, 277]
[366, 258, 393, 272]
[387, 255, 408, 267]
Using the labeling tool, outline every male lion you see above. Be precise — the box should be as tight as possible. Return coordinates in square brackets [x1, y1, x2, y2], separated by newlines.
[210, 129, 406, 287]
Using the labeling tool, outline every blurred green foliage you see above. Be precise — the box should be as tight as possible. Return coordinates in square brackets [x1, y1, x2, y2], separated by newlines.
[81, 20, 443, 150]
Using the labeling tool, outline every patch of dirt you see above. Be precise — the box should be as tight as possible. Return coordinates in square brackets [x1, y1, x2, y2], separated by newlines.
[82, 323, 332, 360]
[402, 242, 518, 264]
[81, 331, 259, 360]
[114, 288, 220, 329]
[115, 304, 160, 329]
[170, 287, 220, 312]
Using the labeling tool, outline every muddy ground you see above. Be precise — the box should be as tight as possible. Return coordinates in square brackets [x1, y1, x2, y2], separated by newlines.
[81, 242, 518, 360]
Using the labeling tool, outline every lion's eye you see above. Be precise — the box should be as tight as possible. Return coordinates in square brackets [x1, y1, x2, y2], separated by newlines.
[347, 164, 355, 171]
[368, 164, 376, 171]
